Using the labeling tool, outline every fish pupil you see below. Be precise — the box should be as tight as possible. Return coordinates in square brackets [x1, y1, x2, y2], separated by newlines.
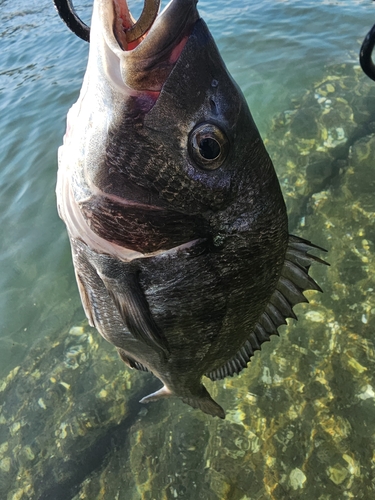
[199, 138, 220, 160]
[188, 123, 229, 170]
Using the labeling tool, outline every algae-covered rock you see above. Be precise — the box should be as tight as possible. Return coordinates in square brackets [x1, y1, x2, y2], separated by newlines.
[0, 323, 160, 500]
[266, 63, 375, 229]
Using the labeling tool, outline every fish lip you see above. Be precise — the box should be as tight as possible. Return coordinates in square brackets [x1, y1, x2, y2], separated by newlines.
[111, 0, 160, 51]
[106, 0, 198, 50]
[96, 0, 199, 91]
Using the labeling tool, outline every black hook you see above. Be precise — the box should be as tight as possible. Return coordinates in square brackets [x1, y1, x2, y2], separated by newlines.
[53, 0, 90, 42]
[360, 23, 375, 81]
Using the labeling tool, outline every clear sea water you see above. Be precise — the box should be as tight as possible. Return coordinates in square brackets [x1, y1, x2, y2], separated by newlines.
[1, 0, 375, 498]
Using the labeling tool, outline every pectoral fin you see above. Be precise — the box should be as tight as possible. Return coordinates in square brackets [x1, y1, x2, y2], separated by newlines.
[99, 267, 169, 355]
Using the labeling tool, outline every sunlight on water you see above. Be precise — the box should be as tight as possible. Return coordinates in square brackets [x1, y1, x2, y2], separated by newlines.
[0, 0, 374, 498]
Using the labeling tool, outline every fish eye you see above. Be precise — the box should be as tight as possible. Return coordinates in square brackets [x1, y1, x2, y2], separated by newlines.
[188, 123, 229, 170]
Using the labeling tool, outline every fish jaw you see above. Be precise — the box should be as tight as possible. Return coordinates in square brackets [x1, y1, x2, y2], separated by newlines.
[92, 0, 199, 92]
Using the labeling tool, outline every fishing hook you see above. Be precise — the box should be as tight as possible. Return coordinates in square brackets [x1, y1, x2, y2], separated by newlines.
[360, 23, 375, 81]
[53, 0, 90, 42]
[53, 0, 160, 43]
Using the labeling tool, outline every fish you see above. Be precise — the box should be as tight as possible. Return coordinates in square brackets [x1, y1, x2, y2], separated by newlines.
[55, 0, 327, 419]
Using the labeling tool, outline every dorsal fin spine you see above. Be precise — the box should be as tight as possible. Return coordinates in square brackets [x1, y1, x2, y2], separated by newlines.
[206, 235, 327, 382]
[266, 303, 287, 327]
[259, 311, 276, 334]
[270, 289, 297, 319]
[254, 323, 270, 342]
[249, 332, 261, 350]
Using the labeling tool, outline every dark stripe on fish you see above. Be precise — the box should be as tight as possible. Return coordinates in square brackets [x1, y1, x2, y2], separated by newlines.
[80, 196, 208, 253]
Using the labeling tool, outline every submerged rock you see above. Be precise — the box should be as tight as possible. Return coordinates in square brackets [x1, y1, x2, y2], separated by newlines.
[0, 323, 161, 500]
[266, 63, 375, 230]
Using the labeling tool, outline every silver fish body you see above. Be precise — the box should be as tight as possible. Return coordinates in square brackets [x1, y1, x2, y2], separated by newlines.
[57, 0, 325, 418]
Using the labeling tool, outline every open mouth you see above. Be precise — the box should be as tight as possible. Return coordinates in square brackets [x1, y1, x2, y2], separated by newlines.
[53, 0, 199, 44]
[107, 0, 199, 90]
[113, 0, 160, 50]
[110, 0, 199, 60]
[53, 0, 199, 89]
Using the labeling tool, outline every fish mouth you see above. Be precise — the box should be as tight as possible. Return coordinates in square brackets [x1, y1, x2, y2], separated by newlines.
[97, 0, 200, 91]
[112, 0, 161, 51]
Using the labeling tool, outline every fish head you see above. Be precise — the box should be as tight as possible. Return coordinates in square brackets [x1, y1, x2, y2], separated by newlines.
[60, 0, 286, 256]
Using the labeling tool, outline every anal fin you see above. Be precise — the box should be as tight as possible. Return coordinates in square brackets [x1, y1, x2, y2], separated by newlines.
[117, 348, 150, 372]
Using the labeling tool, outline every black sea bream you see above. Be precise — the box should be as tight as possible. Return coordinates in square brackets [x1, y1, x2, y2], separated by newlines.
[56, 0, 326, 418]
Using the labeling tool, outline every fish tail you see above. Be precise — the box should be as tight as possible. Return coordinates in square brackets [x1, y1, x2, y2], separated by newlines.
[141, 383, 225, 419]
[182, 387, 225, 419]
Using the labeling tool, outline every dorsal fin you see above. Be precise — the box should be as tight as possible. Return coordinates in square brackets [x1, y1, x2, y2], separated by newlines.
[206, 234, 328, 381]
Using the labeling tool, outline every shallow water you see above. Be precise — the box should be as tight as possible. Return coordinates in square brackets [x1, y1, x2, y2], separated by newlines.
[0, 0, 375, 498]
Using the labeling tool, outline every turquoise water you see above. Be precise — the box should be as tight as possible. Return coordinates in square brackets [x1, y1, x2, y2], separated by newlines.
[1, 0, 375, 498]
